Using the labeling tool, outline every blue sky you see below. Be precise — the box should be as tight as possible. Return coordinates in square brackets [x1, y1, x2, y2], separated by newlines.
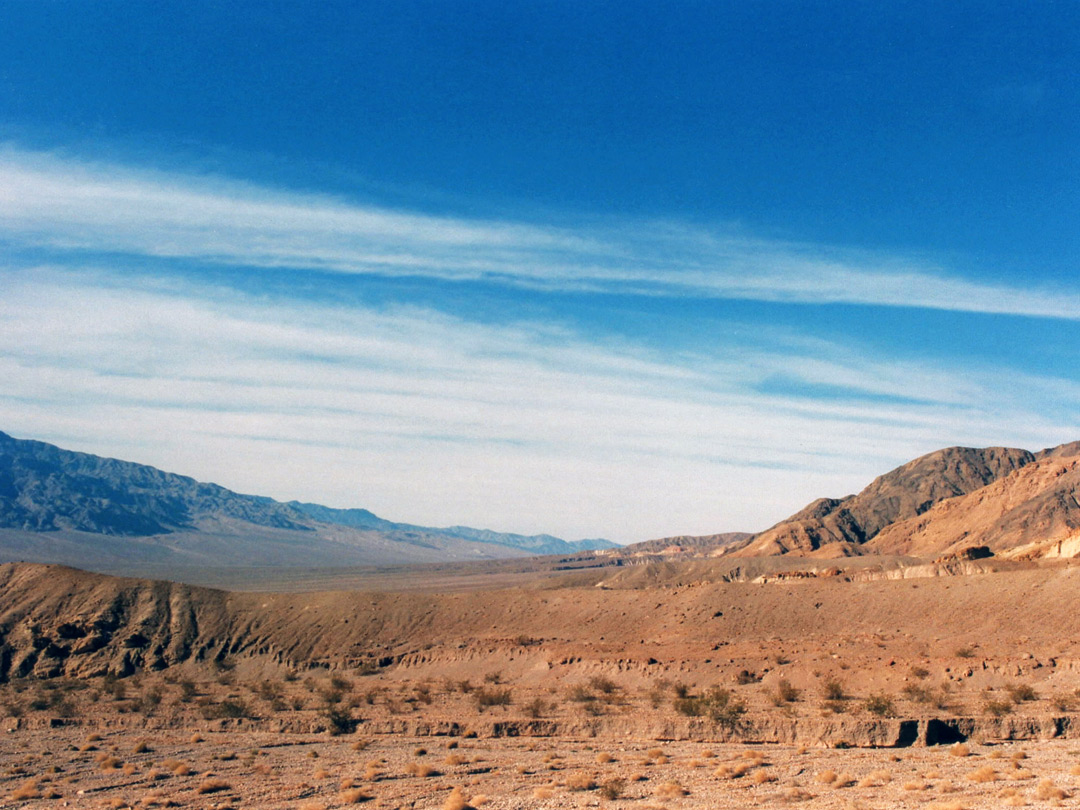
[0, 1, 1077, 542]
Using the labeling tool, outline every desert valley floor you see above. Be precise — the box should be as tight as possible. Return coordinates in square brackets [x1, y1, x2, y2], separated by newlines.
[5, 556, 1080, 809]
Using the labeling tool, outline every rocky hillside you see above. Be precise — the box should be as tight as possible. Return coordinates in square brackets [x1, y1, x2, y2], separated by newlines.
[734, 441, 1080, 559]
[867, 453, 1080, 559]
[0, 431, 309, 536]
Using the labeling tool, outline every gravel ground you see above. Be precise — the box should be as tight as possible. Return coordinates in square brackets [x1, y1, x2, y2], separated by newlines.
[4, 725, 1080, 809]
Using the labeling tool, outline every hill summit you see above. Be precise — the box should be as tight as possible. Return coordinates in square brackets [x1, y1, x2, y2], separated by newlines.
[729, 441, 1080, 559]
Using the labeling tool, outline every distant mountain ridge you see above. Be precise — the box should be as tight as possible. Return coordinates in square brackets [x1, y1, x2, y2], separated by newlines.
[0, 431, 615, 568]
[287, 501, 614, 556]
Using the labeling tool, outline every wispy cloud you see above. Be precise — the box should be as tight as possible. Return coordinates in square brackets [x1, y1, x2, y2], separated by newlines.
[2, 267, 1076, 541]
[1, 146, 1077, 319]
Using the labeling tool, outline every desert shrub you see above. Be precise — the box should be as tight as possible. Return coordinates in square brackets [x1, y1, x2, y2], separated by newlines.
[752, 768, 778, 784]
[588, 676, 618, 695]
[201, 698, 251, 720]
[864, 694, 896, 717]
[196, 778, 231, 794]
[955, 647, 975, 659]
[983, 696, 1013, 717]
[1052, 693, 1075, 712]
[98, 755, 123, 771]
[568, 684, 594, 702]
[1037, 778, 1069, 800]
[3, 699, 23, 718]
[321, 687, 344, 706]
[10, 779, 42, 800]
[654, 781, 688, 797]
[524, 698, 548, 718]
[735, 670, 758, 685]
[482, 671, 503, 684]
[967, 765, 998, 783]
[138, 686, 163, 715]
[102, 674, 127, 700]
[256, 679, 284, 701]
[1006, 683, 1037, 703]
[330, 674, 353, 692]
[405, 761, 439, 777]
[772, 678, 800, 704]
[821, 679, 846, 701]
[52, 695, 77, 717]
[674, 686, 745, 729]
[566, 772, 596, 791]
[911, 666, 930, 679]
[325, 706, 358, 735]
[903, 684, 933, 702]
[599, 778, 625, 799]
[473, 688, 512, 710]
[442, 787, 470, 810]
[178, 679, 198, 702]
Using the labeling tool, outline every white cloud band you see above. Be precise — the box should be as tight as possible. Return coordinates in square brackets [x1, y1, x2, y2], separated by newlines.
[1, 146, 1076, 319]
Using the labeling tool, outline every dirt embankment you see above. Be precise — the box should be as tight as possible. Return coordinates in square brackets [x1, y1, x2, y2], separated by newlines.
[6, 560, 1080, 682]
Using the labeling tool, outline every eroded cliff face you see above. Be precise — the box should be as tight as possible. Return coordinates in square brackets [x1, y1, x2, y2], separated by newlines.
[0, 564, 236, 680]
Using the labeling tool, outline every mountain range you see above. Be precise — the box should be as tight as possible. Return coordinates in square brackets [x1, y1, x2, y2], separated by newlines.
[0, 430, 614, 571]
[4, 430, 1080, 575]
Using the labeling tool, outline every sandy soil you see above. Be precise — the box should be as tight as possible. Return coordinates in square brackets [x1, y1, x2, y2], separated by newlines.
[4, 722, 1080, 809]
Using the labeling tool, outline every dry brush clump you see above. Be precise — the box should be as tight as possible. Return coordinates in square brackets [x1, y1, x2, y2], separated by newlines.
[10, 779, 43, 800]
[967, 765, 999, 783]
[565, 771, 596, 791]
[1006, 682, 1038, 703]
[673, 685, 746, 729]
[1036, 778, 1069, 801]
[339, 786, 372, 804]
[983, 693, 1014, 716]
[863, 693, 896, 717]
[770, 678, 800, 706]
[404, 761, 440, 778]
[195, 777, 232, 794]
[591, 777, 621, 799]
[654, 780, 689, 798]
[473, 687, 512, 711]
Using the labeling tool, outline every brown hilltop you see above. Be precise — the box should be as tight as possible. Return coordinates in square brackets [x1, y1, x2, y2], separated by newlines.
[729, 442, 1080, 559]
[868, 453, 1080, 559]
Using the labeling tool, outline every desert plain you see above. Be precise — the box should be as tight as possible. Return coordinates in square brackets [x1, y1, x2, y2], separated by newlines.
[5, 554, 1080, 810]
